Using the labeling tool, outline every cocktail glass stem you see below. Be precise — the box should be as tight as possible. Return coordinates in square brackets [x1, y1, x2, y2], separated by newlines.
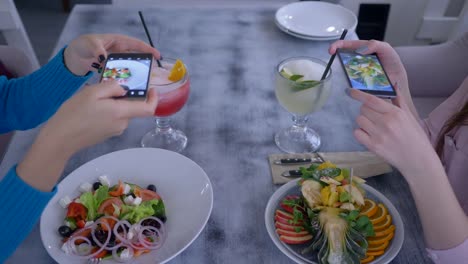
[155, 117, 172, 132]
[292, 114, 308, 129]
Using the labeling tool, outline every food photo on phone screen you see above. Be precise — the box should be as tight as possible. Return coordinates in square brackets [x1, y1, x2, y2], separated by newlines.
[101, 53, 152, 95]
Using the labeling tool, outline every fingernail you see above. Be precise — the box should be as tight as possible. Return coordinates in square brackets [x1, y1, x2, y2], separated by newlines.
[355, 45, 368, 54]
[92, 62, 100, 69]
[98, 54, 106, 63]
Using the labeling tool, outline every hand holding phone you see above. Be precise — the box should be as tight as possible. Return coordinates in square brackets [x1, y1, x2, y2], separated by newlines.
[337, 49, 396, 98]
[100, 53, 153, 100]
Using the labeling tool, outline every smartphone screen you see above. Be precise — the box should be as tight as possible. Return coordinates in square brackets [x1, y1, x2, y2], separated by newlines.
[337, 49, 396, 98]
[101, 53, 153, 99]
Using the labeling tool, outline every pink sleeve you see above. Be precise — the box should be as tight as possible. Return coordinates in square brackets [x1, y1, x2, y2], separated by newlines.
[426, 239, 468, 264]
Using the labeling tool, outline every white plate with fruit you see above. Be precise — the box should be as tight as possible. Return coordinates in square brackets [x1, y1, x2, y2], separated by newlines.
[264, 162, 404, 264]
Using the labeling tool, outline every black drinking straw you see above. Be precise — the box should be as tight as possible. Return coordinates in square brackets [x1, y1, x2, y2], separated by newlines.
[138, 11, 162, 67]
[320, 28, 348, 80]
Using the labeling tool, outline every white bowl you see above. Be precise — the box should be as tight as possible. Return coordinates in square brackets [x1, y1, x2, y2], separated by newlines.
[275, 2, 357, 38]
[40, 148, 213, 264]
[265, 178, 404, 264]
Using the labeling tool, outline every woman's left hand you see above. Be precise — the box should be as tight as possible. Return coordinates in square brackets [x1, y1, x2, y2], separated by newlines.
[64, 34, 161, 76]
[350, 86, 438, 176]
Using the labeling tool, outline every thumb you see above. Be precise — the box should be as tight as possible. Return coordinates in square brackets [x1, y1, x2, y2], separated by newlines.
[391, 82, 410, 112]
[93, 81, 127, 98]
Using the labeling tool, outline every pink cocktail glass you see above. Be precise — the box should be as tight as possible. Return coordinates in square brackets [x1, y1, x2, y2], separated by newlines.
[141, 58, 190, 152]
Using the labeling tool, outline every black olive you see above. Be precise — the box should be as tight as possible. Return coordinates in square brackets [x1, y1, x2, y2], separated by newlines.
[117, 225, 129, 233]
[93, 182, 103, 191]
[58, 225, 73, 237]
[142, 219, 161, 229]
[160, 215, 167, 223]
[147, 184, 157, 192]
[129, 193, 136, 198]
[93, 229, 109, 244]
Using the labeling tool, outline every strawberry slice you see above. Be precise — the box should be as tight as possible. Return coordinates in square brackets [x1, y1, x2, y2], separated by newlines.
[275, 210, 294, 220]
[275, 215, 303, 226]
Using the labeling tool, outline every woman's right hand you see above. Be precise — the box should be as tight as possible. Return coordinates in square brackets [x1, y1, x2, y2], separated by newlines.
[42, 81, 158, 155]
[329, 39, 420, 119]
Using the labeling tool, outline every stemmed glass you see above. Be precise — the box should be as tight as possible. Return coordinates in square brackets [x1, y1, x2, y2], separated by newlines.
[141, 58, 190, 152]
[274, 56, 332, 153]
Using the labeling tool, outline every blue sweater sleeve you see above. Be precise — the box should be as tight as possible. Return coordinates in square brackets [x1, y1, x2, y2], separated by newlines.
[0, 47, 92, 133]
[0, 166, 57, 262]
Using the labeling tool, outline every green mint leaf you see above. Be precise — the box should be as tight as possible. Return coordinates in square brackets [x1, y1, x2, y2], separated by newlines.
[291, 80, 321, 92]
[347, 210, 360, 221]
[294, 227, 303, 233]
[289, 74, 304, 81]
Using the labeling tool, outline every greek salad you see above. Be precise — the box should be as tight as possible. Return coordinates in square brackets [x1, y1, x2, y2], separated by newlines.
[57, 175, 167, 262]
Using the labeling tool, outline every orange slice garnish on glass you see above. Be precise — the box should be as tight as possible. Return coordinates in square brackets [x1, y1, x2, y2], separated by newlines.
[368, 231, 394, 245]
[168, 59, 186, 82]
[361, 255, 374, 264]
[360, 199, 378, 218]
[370, 204, 388, 225]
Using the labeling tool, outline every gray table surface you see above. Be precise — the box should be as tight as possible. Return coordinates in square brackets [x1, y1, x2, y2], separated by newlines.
[2, 4, 431, 264]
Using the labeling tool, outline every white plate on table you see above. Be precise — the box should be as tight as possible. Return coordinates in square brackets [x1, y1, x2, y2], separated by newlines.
[275, 19, 345, 41]
[265, 178, 404, 264]
[40, 148, 213, 264]
[275, 2, 357, 39]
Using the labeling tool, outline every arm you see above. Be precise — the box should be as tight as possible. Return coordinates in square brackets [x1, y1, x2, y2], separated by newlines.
[0, 82, 158, 262]
[401, 151, 468, 249]
[348, 87, 468, 251]
[395, 32, 468, 98]
[0, 48, 91, 132]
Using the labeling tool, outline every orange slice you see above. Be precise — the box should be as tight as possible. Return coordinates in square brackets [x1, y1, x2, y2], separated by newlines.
[374, 225, 395, 237]
[168, 59, 186, 82]
[373, 215, 392, 231]
[370, 204, 388, 225]
[367, 240, 389, 251]
[360, 255, 374, 264]
[368, 232, 394, 245]
[366, 250, 385, 257]
[360, 199, 378, 218]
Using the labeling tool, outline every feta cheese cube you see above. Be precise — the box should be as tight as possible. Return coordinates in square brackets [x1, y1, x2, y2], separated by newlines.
[124, 195, 134, 205]
[61, 243, 73, 254]
[85, 221, 94, 227]
[123, 184, 131, 195]
[59, 196, 72, 209]
[98, 175, 110, 186]
[132, 197, 142, 206]
[120, 248, 132, 260]
[127, 230, 134, 240]
[79, 182, 93, 193]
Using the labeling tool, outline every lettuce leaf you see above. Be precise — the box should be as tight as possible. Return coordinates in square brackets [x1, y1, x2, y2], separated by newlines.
[80, 185, 109, 221]
[121, 199, 165, 223]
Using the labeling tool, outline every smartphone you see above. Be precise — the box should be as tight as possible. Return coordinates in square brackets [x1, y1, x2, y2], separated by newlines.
[337, 49, 396, 98]
[101, 53, 153, 100]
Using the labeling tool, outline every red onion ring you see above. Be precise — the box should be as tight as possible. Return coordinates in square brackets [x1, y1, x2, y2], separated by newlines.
[113, 219, 132, 245]
[138, 226, 164, 250]
[66, 222, 110, 259]
[91, 216, 121, 250]
[64, 216, 166, 260]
